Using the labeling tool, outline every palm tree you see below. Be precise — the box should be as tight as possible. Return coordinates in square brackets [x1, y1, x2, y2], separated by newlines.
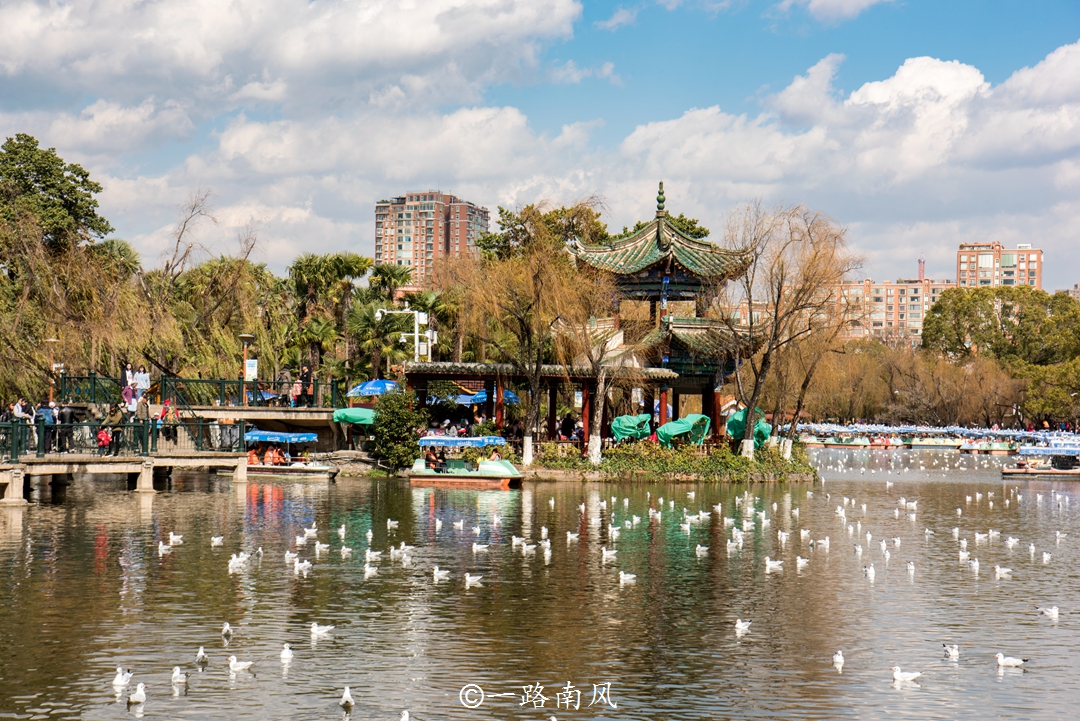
[402, 289, 454, 360]
[368, 264, 413, 302]
[288, 252, 372, 367]
[298, 315, 340, 368]
[346, 302, 411, 379]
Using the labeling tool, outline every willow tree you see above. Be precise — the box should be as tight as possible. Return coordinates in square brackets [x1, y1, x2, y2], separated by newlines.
[720, 203, 861, 456]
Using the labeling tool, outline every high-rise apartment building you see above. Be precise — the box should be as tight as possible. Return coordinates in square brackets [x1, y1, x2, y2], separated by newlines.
[840, 276, 956, 345]
[956, 242, 1042, 289]
[374, 191, 490, 279]
[1056, 284, 1080, 302]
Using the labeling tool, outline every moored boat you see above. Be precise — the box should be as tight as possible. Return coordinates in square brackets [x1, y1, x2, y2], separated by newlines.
[1005, 445, 1080, 477]
[409, 435, 522, 489]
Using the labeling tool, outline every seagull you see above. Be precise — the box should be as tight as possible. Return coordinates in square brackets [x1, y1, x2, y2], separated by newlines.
[833, 650, 844, 666]
[891, 666, 922, 683]
[432, 565, 450, 582]
[303, 524, 318, 538]
[453, 520, 465, 530]
[227, 655, 254, 673]
[943, 644, 960, 660]
[363, 563, 378, 579]
[464, 573, 483, 588]
[1043, 552, 1052, 564]
[472, 543, 489, 553]
[295, 535, 308, 546]
[171, 667, 188, 685]
[157, 541, 171, 556]
[280, 643, 294, 662]
[601, 547, 617, 562]
[994, 565, 1012, 579]
[619, 570, 636, 585]
[340, 686, 355, 711]
[210, 536, 224, 547]
[311, 622, 335, 637]
[734, 619, 752, 634]
[387, 519, 399, 530]
[127, 683, 147, 706]
[549, 497, 555, 508]
[221, 622, 233, 638]
[434, 518, 443, 532]
[566, 532, 579, 542]
[338, 524, 346, 539]
[764, 557, 783, 572]
[995, 653, 1028, 667]
[906, 561, 915, 574]
[511, 536, 525, 547]
[341, 546, 353, 558]
[112, 667, 133, 686]
[195, 647, 209, 665]
[365, 549, 382, 562]
[314, 541, 330, 553]
[864, 563, 876, 581]
[796, 556, 809, 569]
[169, 532, 183, 545]
[366, 529, 374, 542]
[696, 545, 709, 557]
[1037, 606, 1060, 620]
[472, 526, 482, 536]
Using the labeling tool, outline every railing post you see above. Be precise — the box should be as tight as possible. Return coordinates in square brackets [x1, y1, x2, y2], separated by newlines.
[90, 371, 97, 405]
[58, 371, 66, 401]
[219, 379, 226, 407]
[150, 420, 159, 454]
[36, 417, 45, 458]
[140, 421, 150, 456]
[238, 419, 246, 453]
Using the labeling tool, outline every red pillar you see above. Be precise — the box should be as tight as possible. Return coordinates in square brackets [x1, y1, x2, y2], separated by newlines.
[548, 382, 558, 440]
[495, 375, 505, 430]
[658, 387, 669, 426]
[581, 382, 592, 445]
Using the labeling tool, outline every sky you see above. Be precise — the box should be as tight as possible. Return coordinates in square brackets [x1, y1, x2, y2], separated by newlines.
[2, 0, 1080, 288]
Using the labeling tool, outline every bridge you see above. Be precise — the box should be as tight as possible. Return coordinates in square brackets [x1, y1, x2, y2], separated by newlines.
[0, 419, 249, 505]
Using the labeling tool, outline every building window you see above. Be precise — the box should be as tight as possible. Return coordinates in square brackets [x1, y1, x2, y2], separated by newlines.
[960, 254, 968, 262]
[978, 254, 993, 268]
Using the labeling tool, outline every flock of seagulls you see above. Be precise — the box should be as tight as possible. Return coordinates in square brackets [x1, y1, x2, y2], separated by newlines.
[94, 443, 1075, 715]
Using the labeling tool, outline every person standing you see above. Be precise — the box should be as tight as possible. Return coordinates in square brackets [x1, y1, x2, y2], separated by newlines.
[299, 365, 313, 407]
[103, 403, 125, 456]
[122, 362, 135, 389]
[134, 366, 151, 400]
[36, 401, 56, 453]
[56, 400, 76, 453]
[159, 400, 180, 444]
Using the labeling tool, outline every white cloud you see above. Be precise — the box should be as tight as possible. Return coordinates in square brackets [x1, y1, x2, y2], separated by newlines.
[596, 7, 638, 31]
[776, 0, 891, 21]
[551, 60, 621, 85]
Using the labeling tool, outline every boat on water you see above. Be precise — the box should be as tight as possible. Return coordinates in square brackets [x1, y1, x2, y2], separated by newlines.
[960, 441, 1019, 456]
[238, 429, 339, 480]
[1004, 445, 1080, 477]
[823, 436, 871, 449]
[907, 436, 964, 450]
[409, 435, 523, 490]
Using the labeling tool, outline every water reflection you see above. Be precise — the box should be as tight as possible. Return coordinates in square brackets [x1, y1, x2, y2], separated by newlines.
[0, 451, 1076, 719]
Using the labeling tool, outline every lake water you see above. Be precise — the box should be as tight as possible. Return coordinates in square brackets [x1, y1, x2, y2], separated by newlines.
[1, 449, 1078, 720]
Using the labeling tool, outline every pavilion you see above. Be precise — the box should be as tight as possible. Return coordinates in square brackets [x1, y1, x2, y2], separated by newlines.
[403, 182, 755, 444]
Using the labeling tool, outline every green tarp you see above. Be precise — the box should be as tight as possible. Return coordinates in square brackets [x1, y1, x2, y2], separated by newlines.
[656, 414, 711, 448]
[726, 407, 772, 449]
[333, 407, 375, 425]
[611, 414, 653, 442]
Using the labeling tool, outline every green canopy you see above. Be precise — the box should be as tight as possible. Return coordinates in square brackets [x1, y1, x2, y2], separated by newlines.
[656, 414, 711, 448]
[333, 407, 376, 425]
[726, 407, 772, 449]
[611, 414, 653, 442]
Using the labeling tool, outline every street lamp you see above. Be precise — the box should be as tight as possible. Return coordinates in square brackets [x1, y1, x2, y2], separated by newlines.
[44, 337, 59, 403]
[376, 307, 430, 362]
[239, 333, 255, 406]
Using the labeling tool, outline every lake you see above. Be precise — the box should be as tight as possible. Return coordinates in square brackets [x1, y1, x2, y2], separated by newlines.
[0, 448, 1077, 720]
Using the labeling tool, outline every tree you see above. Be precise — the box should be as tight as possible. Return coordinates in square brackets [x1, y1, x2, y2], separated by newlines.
[0, 133, 114, 250]
[368, 263, 413, 300]
[372, 389, 429, 470]
[345, 301, 411, 379]
[618, 212, 709, 240]
[719, 203, 861, 456]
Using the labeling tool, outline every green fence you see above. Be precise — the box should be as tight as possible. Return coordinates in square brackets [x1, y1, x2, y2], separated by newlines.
[57, 374, 346, 409]
[1, 419, 249, 462]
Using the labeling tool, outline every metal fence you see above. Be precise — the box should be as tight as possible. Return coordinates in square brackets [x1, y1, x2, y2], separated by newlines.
[56, 373, 346, 409]
[1, 419, 248, 462]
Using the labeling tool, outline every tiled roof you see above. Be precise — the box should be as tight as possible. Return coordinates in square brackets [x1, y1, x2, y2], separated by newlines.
[403, 361, 678, 381]
[568, 215, 752, 280]
[640, 318, 756, 357]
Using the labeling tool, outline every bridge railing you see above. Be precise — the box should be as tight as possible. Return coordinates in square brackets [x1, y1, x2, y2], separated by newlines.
[56, 374, 347, 409]
[2, 419, 250, 462]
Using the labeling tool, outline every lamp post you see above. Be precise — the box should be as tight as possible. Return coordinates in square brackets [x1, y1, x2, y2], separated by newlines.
[239, 333, 255, 406]
[44, 337, 59, 403]
[375, 307, 429, 362]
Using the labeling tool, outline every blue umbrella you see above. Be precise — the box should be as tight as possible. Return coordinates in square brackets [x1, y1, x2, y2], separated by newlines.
[470, 389, 521, 405]
[347, 379, 399, 397]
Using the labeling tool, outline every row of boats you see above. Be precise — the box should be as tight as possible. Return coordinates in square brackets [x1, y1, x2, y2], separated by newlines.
[802, 436, 1021, 455]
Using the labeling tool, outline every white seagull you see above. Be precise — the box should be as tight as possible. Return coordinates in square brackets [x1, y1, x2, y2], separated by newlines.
[195, 647, 209, 665]
[280, 643, 294, 662]
[734, 619, 752, 634]
[832, 650, 844, 667]
[943, 644, 959, 660]
[227, 655, 254, 673]
[210, 536, 224, 547]
[387, 519, 399, 530]
[340, 686, 355, 710]
[311, 622, 335, 637]
[221, 622, 233, 638]
[112, 667, 133, 686]
[338, 524, 346, 539]
[168, 532, 183, 545]
[127, 683, 147, 706]
[601, 547, 617, 562]
[891, 666, 922, 683]
[432, 565, 450, 582]
[619, 570, 636, 585]
[464, 573, 483, 588]
[994, 653, 1028, 668]
[171, 667, 188, 685]
[1036, 606, 1060, 620]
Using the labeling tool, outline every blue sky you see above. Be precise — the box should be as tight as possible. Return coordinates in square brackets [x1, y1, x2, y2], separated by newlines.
[2, 0, 1079, 287]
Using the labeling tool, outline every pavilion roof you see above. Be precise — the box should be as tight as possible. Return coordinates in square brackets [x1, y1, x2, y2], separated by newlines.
[567, 182, 752, 280]
[403, 361, 678, 381]
[640, 317, 756, 357]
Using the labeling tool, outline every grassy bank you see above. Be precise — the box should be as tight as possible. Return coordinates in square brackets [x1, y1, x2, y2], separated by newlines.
[533, 441, 817, 483]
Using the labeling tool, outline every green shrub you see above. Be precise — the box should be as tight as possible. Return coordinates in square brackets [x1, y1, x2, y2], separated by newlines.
[372, 390, 429, 470]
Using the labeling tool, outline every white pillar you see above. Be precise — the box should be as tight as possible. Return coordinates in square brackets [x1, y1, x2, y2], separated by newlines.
[781, 438, 793, 460]
[234, 455, 248, 484]
[0, 468, 28, 506]
[741, 439, 755, 460]
[134, 459, 156, 493]
[522, 436, 533, 466]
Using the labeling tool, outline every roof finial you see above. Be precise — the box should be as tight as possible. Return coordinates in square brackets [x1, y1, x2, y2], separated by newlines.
[656, 181, 666, 216]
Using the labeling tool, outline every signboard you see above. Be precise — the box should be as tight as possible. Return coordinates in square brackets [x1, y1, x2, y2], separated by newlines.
[574, 391, 583, 408]
[245, 358, 258, 381]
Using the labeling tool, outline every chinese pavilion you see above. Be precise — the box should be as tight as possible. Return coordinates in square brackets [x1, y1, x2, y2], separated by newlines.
[566, 182, 754, 438]
[402, 183, 754, 445]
